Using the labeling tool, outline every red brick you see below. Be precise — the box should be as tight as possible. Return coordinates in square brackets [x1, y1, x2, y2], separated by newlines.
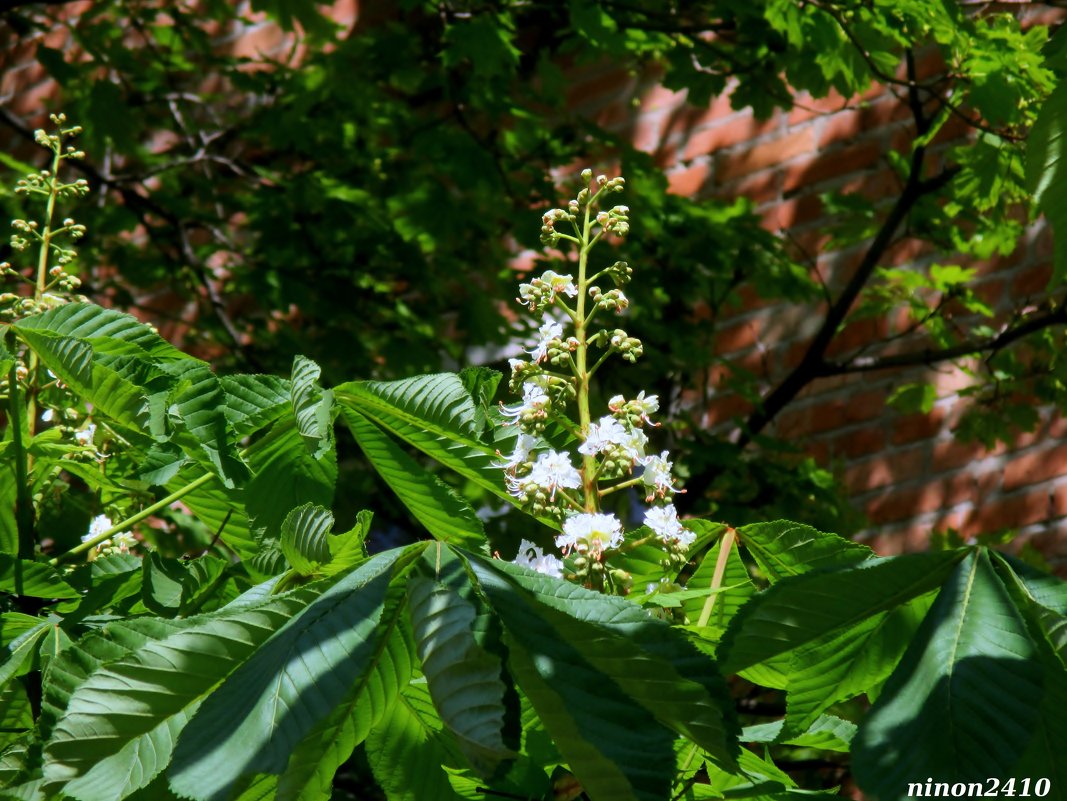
[932, 439, 988, 471]
[844, 446, 927, 494]
[763, 193, 824, 230]
[666, 161, 710, 197]
[705, 393, 752, 427]
[775, 406, 812, 438]
[565, 67, 634, 109]
[1002, 444, 1067, 491]
[787, 90, 852, 125]
[716, 129, 815, 182]
[816, 99, 910, 148]
[782, 141, 883, 195]
[1013, 263, 1052, 298]
[717, 169, 780, 204]
[892, 408, 946, 445]
[682, 114, 782, 162]
[230, 22, 289, 60]
[831, 427, 885, 459]
[594, 102, 632, 130]
[714, 319, 760, 354]
[661, 92, 739, 141]
[865, 482, 945, 525]
[809, 391, 885, 434]
[8, 80, 56, 119]
[963, 490, 1053, 537]
[825, 317, 889, 359]
[864, 523, 934, 556]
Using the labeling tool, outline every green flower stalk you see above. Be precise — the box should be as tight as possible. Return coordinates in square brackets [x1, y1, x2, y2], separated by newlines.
[501, 169, 691, 592]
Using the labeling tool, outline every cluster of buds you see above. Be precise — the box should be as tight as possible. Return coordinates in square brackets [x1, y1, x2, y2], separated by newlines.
[588, 285, 628, 314]
[587, 328, 642, 363]
[3, 114, 90, 324]
[498, 168, 689, 594]
[595, 205, 630, 237]
[518, 269, 578, 312]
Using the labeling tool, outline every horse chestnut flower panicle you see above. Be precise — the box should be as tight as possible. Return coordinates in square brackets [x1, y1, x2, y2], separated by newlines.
[494, 168, 686, 591]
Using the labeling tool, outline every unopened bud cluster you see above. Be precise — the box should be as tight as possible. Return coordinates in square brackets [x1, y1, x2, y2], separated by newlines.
[2, 115, 100, 458]
[500, 169, 691, 595]
[2, 115, 89, 324]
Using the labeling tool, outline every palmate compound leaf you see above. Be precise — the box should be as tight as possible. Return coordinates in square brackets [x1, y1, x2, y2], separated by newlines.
[164, 468, 257, 559]
[365, 679, 467, 801]
[463, 550, 739, 801]
[778, 591, 935, 740]
[13, 303, 190, 437]
[289, 356, 334, 461]
[273, 617, 415, 801]
[852, 550, 1067, 800]
[334, 373, 508, 502]
[168, 544, 426, 801]
[735, 520, 874, 583]
[339, 406, 485, 551]
[0, 556, 79, 599]
[983, 553, 1067, 791]
[42, 587, 317, 801]
[407, 572, 515, 779]
[163, 361, 250, 489]
[279, 504, 333, 576]
[719, 550, 966, 688]
[243, 414, 337, 543]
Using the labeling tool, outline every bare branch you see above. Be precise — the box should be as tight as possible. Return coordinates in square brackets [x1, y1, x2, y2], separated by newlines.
[823, 304, 1067, 375]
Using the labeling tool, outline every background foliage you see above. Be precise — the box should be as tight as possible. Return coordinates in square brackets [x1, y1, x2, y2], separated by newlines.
[4, 0, 1066, 538]
[3, 1, 1067, 799]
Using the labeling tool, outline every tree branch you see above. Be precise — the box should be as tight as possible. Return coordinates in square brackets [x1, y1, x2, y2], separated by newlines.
[736, 154, 958, 447]
[823, 304, 1067, 375]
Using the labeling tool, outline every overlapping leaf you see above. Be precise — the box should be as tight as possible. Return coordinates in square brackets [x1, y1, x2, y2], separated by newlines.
[275, 622, 414, 801]
[43, 588, 317, 801]
[465, 551, 738, 801]
[736, 520, 873, 583]
[340, 407, 484, 550]
[168, 545, 424, 801]
[852, 550, 1066, 796]
[334, 374, 506, 500]
[365, 680, 466, 801]
[408, 574, 514, 778]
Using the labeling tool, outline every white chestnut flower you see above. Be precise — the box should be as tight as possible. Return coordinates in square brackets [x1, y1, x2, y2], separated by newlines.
[40, 408, 55, 423]
[112, 530, 138, 554]
[578, 415, 628, 456]
[512, 539, 565, 578]
[618, 427, 648, 462]
[527, 315, 564, 363]
[500, 382, 549, 424]
[83, 514, 112, 543]
[528, 449, 581, 499]
[556, 512, 624, 558]
[609, 391, 660, 425]
[74, 423, 96, 446]
[640, 450, 677, 499]
[644, 504, 693, 547]
[495, 433, 539, 472]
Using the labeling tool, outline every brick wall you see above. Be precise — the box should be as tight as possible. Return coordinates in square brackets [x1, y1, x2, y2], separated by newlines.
[4, 4, 1067, 568]
[564, 39, 1067, 569]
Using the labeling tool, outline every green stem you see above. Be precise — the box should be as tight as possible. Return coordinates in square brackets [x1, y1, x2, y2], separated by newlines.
[697, 527, 736, 628]
[50, 472, 216, 564]
[598, 475, 643, 498]
[24, 143, 63, 456]
[7, 364, 35, 560]
[575, 201, 597, 512]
